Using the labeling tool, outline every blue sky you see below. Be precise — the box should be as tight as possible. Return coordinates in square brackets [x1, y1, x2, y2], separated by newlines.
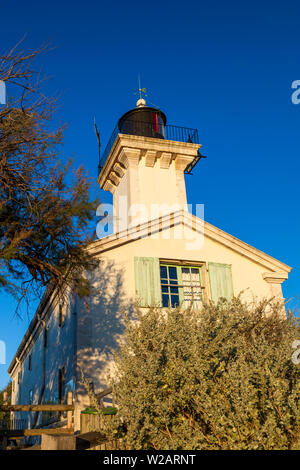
[0, 0, 300, 388]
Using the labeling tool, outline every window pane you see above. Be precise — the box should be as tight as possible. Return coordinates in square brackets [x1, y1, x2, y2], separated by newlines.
[182, 267, 190, 284]
[162, 286, 168, 293]
[171, 295, 179, 307]
[162, 294, 169, 307]
[168, 266, 177, 279]
[170, 286, 179, 294]
[191, 269, 200, 283]
[160, 266, 167, 279]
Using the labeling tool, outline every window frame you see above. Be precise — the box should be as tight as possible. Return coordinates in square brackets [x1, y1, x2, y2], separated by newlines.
[159, 260, 207, 309]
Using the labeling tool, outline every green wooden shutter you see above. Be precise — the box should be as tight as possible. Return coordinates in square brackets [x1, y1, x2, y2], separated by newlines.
[208, 263, 233, 302]
[134, 257, 162, 307]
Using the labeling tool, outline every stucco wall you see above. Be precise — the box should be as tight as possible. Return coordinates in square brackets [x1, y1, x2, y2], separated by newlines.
[10, 293, 76, 429]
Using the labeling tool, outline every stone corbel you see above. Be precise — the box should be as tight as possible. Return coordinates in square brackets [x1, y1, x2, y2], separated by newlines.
[103, 179, 117, 194]
[118, 147, 141, 169]
[160, 152, 172, 169]
[144, 150, 157, 167]
[113, 162, 125, 178]
[110, 171, 120, 186]
[174, 154, 194, 171]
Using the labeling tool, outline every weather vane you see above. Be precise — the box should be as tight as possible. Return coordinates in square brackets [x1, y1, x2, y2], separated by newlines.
[134, 75, 147, 100]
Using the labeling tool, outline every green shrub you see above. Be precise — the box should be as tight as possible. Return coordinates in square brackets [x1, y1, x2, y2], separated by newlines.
[111, 298, 300, 450]
[81, 406, 117, 415]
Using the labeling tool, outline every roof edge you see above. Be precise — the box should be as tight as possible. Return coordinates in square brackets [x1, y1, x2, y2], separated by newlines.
[89, 210, 292, 273]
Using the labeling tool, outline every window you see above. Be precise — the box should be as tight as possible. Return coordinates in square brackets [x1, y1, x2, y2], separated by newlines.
[28, 354, 32, 371]
[134, 257, 233, 308]
[58, 367, 65, 404]
[58, 303, 66, 328]
[44, 328, 48, 348]
[160, 263, 205, 309]
[151, 112, 164, 136]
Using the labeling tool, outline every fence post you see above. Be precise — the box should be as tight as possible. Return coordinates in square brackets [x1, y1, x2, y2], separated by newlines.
[67, 391, 73, 430]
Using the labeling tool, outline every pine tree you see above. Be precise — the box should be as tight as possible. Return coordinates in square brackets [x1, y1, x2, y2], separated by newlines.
[0, 42, 98, 312]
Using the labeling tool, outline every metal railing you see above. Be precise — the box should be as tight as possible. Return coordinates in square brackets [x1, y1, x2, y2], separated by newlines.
[0, 419, 27, 430]
[99, 121, 199, 173]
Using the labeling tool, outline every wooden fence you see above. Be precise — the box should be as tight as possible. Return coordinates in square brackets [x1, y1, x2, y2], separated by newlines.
[0, 387, 127, 450]
[0, 391, 74, 450]
[80, 387, 128, 450]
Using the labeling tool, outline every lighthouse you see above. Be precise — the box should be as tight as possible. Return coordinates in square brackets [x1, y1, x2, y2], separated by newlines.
[97, 97, 202, 232]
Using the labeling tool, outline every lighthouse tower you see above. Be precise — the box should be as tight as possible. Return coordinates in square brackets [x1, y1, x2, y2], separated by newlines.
[97, 98, 202, 232]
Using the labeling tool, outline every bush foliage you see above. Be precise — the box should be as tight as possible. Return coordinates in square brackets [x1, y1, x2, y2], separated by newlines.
[0, 382, 11, 422]
[110, 299, 300, 450]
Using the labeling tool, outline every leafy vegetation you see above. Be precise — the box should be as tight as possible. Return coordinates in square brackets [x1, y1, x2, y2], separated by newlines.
[0, 42, 98, 312]
[0, 382, 11, 422]
[108, 299, 300, 450]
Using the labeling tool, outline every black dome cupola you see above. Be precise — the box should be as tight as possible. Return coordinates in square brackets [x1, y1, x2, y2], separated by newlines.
[118, 99, 167, 140]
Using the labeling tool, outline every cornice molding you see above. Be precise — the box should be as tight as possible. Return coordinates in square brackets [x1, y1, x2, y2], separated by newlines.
[97, 134, 201, 191]
[262, 272, 289, 284]
[89, 210, 292, 274]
